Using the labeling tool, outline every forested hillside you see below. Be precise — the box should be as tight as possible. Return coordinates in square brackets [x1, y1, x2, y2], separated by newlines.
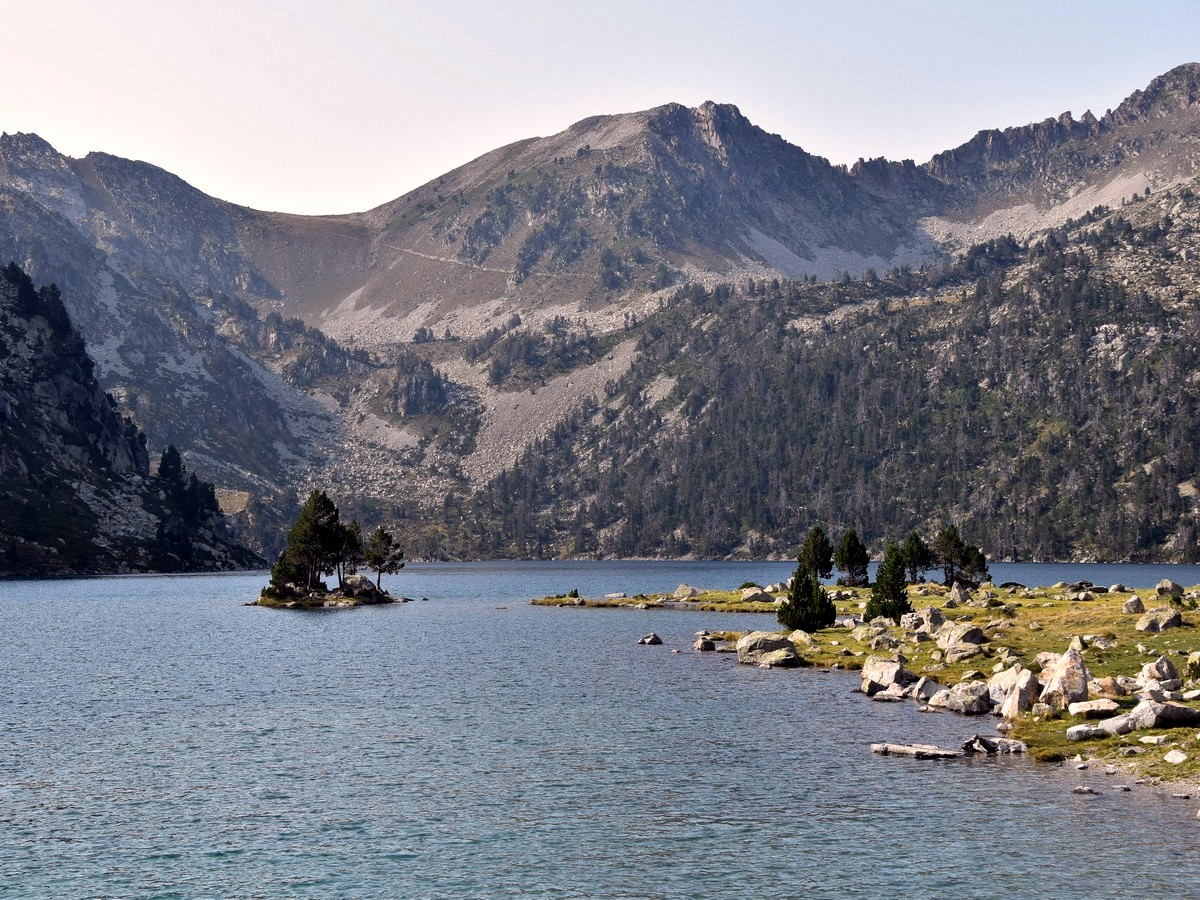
[420, 188, 1200, 562]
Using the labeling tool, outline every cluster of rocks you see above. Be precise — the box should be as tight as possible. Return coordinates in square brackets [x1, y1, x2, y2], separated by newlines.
[862, 611, 1200, 768]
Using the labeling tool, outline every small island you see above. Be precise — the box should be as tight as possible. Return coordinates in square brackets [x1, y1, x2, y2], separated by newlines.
[255, 490, 408, 609]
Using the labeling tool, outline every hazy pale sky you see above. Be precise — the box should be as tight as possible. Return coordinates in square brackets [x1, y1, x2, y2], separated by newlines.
[4, 0, 1198, 215]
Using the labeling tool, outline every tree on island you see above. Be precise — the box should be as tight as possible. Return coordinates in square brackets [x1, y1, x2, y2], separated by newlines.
[799, 525, 834, 580]
[865, 542, 912, 622]
[266, 490, 407, 598]
[834, 529, 869, 587]
[931, 524, 990, 587]
[777, 558, 836, 633]
[335, 519, 364, 589]
[364, 526, 405, 590]
[269, 489, 345, 592]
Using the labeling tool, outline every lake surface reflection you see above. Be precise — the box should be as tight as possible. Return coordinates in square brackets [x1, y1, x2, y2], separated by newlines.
[2, 562, 1198, 897]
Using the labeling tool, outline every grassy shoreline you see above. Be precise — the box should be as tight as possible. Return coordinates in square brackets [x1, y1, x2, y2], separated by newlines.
[534, 580, 1200, 787]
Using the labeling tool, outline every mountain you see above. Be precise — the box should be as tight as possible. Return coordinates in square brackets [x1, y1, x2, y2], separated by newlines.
[1, 63, 1199, 561]
[442, 186, 1200, 562]
[0, 263, 262, 574]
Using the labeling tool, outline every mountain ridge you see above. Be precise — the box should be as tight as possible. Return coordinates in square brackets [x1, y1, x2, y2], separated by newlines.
[3, 64, 1200, 561]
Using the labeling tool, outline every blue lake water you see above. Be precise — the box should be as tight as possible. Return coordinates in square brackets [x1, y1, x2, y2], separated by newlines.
[3, 561, 1200, 898]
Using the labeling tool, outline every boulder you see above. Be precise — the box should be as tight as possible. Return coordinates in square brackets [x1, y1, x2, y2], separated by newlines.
[1165, 749, 1189, 765]
[1136, 607, 1183, 632]
[1068, 699, 1121, 718]
[693, 637, 716, 651]
[1095, 700, 1200, 736]
[638, 632, 663, 645]
[944, 643, 984, 664]
[736, 631, 794, 665]
[1140, 656, 1180, 684]
[860, 655, 916, 696]
[1067, 724, 1107, 741]
[914, 606, 946, 633]
[741, 587, 775, 603]
[1093, 676, 1126, 697]
[987, 665, 1026, 706]
[870, 634, 901, 651]
[1156, 579, 1184, 598]
[757, 648, 802, 668]
[1122, 595, 1145, 615]
[788, 629, 814, 646]
[853, 624, 887, 642]
[936, 623, 986, 649]
[673, 583, 699, 599]
[1000, 669, 1042, 719]
[1039, 648, 1090, 712]
[1033, 651, 1061, 670]
[962, 734, 1028, 754]
[949, 583, 970, 606]
[342, 573, 387, 601]
[1109, 584, 1127, 594]
[907, 676, 944, 702]
[928, 681, 993, 715]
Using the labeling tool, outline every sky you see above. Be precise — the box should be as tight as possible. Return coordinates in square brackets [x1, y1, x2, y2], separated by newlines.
[4, 1, 1199, 215]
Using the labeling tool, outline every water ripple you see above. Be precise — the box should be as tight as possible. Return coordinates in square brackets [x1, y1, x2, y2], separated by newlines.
[1, 566, 1198, 897]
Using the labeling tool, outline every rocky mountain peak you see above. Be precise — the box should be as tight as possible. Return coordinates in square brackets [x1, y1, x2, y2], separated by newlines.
[1105, 61, 1200, 125]
[0, 131, 61, 163]
[0, 131, 87, 223]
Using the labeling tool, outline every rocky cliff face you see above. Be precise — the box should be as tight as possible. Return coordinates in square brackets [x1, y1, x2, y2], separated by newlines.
[0, 264, 262, 574]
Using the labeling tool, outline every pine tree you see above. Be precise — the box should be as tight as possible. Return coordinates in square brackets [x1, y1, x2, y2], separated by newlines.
[777, 559, 836, 632]
[364, 526, 405, 591]
[157, 445, 185, 494]
[931, 525, 990, 587]
[900, 530, 933, 583]
[835, 529, 869, 587]
[270, 489, 343, 592]
[931, 524, 966, 587]
[336, 519, 364, 589]
[865, 542, 911, 622]
[799, 525, 834, 579]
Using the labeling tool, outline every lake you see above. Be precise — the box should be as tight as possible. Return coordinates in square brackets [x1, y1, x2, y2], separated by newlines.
[2, 561, 1199, 897]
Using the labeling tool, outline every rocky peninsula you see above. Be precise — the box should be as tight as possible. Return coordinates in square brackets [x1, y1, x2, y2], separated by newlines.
[535, 578, 1200, 790]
